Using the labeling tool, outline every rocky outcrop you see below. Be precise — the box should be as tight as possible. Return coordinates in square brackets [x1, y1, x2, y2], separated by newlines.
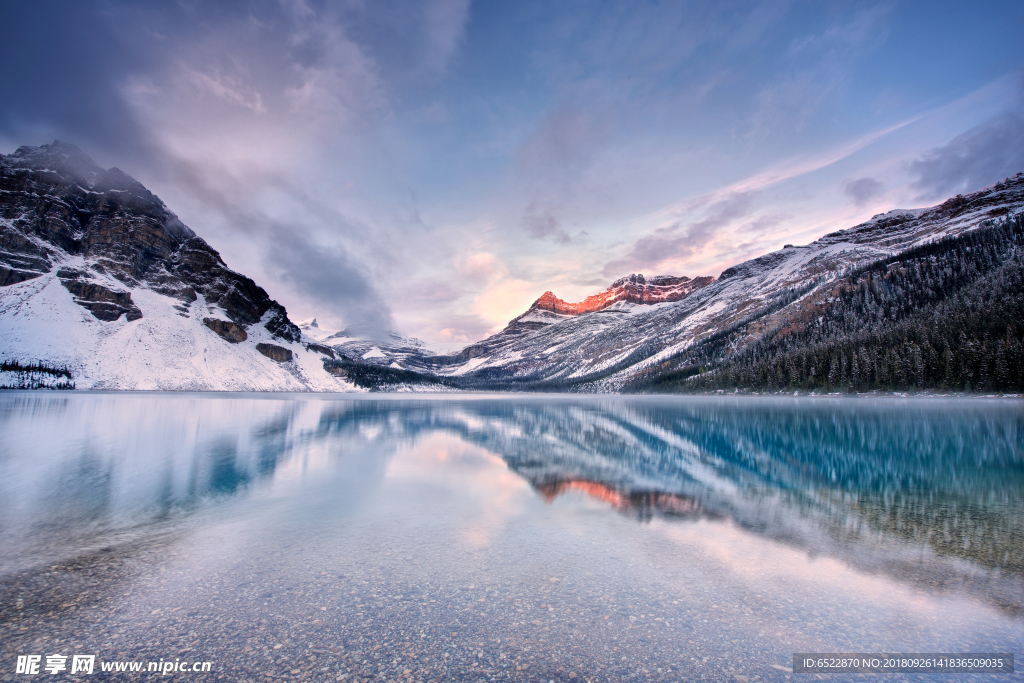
[0, 250, 51, 286]
[0, 141, 300, 342]
[256, 343, 292, 363]
[56, 268, 142, 322]
[304, 342, 335, 359]
[204, 318, 248, 343]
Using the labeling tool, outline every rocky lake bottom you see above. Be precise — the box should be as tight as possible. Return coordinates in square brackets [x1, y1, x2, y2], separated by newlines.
[1, 393, 1021, 682]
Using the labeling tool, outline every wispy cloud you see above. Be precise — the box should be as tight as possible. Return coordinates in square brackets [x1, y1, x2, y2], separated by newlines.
[522, 202, 572, 244]
[106, 1, 472, 336]
[738, 117, 919, 195]
[843, 177, 884, 205]
[604, 115, 917, 278]
[646, 115, 920, 230]
[749, 5, 890, 136]
[269, 229, 394, 340]
[146, 152, 396, 338]
[602, 191, 788, 278]
[421, 0, 472, 76]
[466, 278, 547, 333]
[453, 252, 507, 284]
[517, 102, 612, 180]
[282, 11, 389, 124]
[184, 68, 267, 114]
[908, 112, 1024, 200]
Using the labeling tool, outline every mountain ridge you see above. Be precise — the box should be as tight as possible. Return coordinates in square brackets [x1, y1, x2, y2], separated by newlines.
[2, 139, 1023, 393]
[0, 141, 350, 391]
[372, 171, 1024, 392]
[529, 274, 715, 317]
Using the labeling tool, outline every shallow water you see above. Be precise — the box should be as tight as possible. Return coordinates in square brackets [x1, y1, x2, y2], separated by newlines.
[0, 392, 1021, 682]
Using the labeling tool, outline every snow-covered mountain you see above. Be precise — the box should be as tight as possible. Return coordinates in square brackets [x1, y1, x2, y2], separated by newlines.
[402, 173, 1024, 390]
[296, 318, 334, 342]
[325, 329, 434, 368]
[3, 140, 1021, 393]
[437, 273, 715, 374]
[0, 141, 353, 391]
[294, 317, 435, 369]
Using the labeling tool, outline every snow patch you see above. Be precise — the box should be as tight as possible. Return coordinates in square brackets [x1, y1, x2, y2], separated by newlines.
[0, 272, 356, 392]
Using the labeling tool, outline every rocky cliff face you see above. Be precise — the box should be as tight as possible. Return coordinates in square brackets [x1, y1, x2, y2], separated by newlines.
[0, 141, 346, 391]
[0, 141, 299, 340]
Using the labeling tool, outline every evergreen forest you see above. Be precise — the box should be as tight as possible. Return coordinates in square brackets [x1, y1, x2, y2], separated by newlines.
[632, 214, 1024, 394]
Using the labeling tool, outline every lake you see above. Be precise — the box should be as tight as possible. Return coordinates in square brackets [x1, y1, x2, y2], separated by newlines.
[0, 393, 1021, 682]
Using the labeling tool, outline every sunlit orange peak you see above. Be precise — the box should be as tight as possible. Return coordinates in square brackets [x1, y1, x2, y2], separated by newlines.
[529, 273, 714, 316]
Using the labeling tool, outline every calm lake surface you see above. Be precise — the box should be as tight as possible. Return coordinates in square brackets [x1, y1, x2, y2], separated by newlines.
[0, 393, 1021, 682]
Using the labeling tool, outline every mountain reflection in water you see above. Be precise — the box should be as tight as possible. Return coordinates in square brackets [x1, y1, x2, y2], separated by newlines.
[1, 394, 1021, 613]
[534, 481, 715, 522]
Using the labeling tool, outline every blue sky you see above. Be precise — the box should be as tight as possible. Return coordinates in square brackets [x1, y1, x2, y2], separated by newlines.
[2, 0, 1023, 345]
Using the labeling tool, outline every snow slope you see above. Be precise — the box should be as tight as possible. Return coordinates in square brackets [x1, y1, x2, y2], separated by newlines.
[0, 247, 355, 392]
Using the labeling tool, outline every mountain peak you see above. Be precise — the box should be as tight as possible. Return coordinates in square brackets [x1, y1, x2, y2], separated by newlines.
[11, 140, 104, 187]
[3, 141, 195, 241]
[525, 273, 714, 317]
[0, 138, 299, 344]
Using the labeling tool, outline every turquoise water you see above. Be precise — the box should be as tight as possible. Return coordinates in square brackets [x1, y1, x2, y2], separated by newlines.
[0, 393, 1021, 682]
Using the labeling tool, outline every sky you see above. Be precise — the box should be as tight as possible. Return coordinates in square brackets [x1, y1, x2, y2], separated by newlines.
[2, 0, 1023, 347]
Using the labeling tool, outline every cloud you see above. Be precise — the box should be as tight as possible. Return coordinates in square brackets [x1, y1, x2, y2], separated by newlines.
[749, 5, 889, 136]
[842, 177, 884, 205]
[603, 192, 757, 277]
[269, 230, 394, 341]
[517, 102, 613, 184]
[675, 191, 757, 242]
[412, 102, 450, 125]
[435, 313, 501, 344]
[908, 112, 1024, 200]
[0, 0, 465, 341]
[522, 203, 572, 244]
[142, 148, 396, 340]
[282, 10, 389, 124]
[0, 2, 155, 165]
[513, 100, 615, 229]
[472, 279, 541, 331]
[334, 0, 470, 83]
[439, 328, 471, 343]
[454, 252, 507, 284]
[185, 69, 267, 114]
[642, 115, 918, 232]
[421, 0, 472, 76]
